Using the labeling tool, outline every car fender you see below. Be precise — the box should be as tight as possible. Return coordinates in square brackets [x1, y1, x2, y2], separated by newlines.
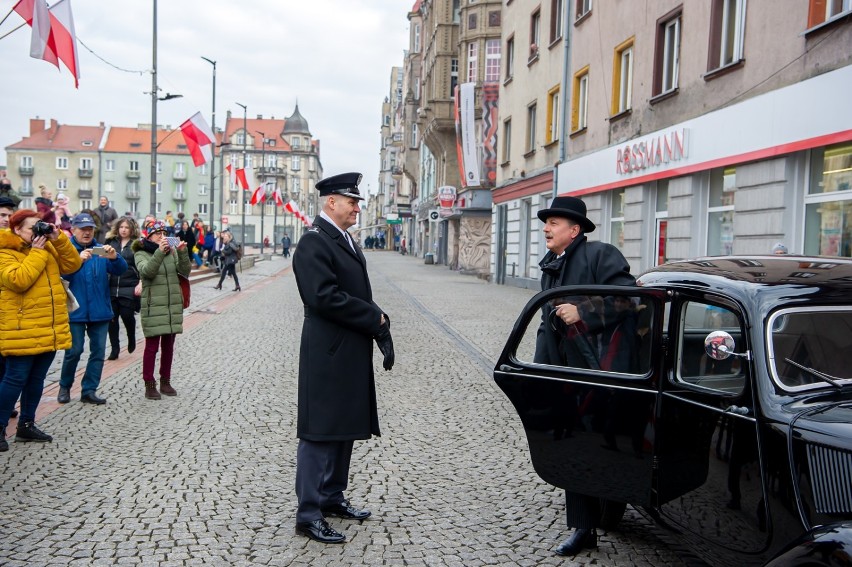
[765, 522, 852, 567]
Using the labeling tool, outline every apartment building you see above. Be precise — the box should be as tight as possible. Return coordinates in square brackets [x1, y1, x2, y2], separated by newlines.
[493, 0, 852, 286]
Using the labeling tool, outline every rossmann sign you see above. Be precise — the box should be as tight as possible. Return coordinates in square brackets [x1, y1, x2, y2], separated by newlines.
[616, 128, 688, 175]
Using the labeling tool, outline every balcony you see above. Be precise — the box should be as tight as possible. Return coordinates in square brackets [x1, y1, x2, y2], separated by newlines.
[126, 188, 140, 200]
[258, 166, 283, 175]
[173, 170, 187, 181]
[126, 170, 141, 179]
[19, 186, 34, 196]
[173, 192, 187, 201]
[78, 189, 93, 199]
[78, 168, 93, 178]
[19, 166, 34, 176]
[391, 166, 403, 178]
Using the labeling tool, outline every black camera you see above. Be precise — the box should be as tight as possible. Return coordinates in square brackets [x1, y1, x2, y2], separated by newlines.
[32, 221, 53, 237]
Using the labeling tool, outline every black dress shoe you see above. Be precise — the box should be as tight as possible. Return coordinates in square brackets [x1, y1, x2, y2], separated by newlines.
[294, 519, 346, 543]
[321, 499, 371, 520]
[57, 387, 71, 404]
[554, 528, 597, 556]
[81, 392, 107, 405]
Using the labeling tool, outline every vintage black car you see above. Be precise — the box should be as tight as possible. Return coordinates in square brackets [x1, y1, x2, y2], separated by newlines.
[494, 255, 852, 566]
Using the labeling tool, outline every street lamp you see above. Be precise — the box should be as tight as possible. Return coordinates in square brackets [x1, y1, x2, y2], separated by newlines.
[235, 102, 247, 247]
[201, 56, 216, 228]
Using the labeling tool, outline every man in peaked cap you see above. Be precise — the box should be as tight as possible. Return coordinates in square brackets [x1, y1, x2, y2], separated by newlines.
[291, 172, 394, 544]
[533, 195, 636, 557]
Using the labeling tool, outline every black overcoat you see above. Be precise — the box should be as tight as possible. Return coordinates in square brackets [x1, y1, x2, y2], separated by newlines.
[292, 216, 385, 441]
[534, 234, 635, 366]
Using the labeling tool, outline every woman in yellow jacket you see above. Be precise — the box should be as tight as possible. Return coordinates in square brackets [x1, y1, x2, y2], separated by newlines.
[0, 210, 82, 452]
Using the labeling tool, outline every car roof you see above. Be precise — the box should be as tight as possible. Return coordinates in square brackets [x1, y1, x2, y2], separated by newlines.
[637, 255, 852, 310]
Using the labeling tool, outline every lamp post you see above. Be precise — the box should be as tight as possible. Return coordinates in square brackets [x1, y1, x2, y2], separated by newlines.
[256, 131, 267, 254]
[235, 102, 247, 247]
[149, 0, 158, 216]
[201, 56, 216, 228]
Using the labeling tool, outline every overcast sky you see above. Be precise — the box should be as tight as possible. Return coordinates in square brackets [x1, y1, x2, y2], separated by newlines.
[0, 0, 410, 195]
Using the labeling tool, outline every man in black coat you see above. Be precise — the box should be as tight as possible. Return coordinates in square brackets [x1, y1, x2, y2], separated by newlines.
[533, 196, 635, 557]
[292, 172, 394, 544]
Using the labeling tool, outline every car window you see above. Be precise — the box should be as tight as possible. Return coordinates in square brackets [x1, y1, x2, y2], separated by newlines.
[768, 306, 852, 391]
[675, 301, 747, 395]
[513, 293, 655, 377]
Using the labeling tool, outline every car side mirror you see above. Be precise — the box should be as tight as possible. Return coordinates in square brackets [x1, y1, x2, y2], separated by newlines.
[704, 330, 749, 360]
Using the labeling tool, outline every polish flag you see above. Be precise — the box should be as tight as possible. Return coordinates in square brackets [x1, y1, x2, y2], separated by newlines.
[249, 185, 265, 206]
[178, 112, 215, 167]
[225, 164, 236, 189]
[272, 188, 284, 207]
[47, 0, 80, 88]
[235, 168, 249, 190]
[13, 0, 58, 67]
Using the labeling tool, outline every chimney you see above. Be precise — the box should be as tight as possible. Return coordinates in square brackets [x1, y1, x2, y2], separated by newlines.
[48, 119, 59, 138]
[30, 118, 45, 136]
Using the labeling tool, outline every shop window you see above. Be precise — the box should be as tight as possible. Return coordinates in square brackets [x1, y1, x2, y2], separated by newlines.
[546, 85, 560, 144]
[609, 188, 626, 250]
[653, 8, 682, 97]
[656, 180, 670, 265]
[707, 167, 737, 256]
[612, 38, 634, 115]
[708, 0, 746, 71]
[804, 143, 852, 257]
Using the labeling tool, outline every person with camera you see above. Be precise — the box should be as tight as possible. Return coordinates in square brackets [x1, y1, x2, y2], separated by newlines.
[104, 217, 142, 361]
[213, 230, 241, 291]
[0, 211, 82, 452]
[292, 172, 394, 544]
[132, 220, 191, 400]
[57, 213, 127, 406]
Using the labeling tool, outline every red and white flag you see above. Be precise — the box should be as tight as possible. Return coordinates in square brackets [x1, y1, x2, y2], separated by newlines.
[225, 164, 236, 189]
[285, 199, 299, 214]
[249, 185, 265, 206]
[178, 112, 215, 167]
[47, 0, 80, 88]
[234, 168, 249, 190]
[13, 0, 58, 67]
[272, 187, 284, 207]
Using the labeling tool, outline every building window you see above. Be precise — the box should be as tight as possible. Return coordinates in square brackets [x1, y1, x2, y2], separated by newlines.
[530, 9, 541, 60]
[707, 167, 737, 256]
[571, 66, 590, 132]
[292, 178, 301, 194]
[236, 132, 245, 145]
[612, 39, 634, 115]
[709, 0, 746, 70]
[79, 158, 92, 170]
[128, 201, 138, 216]
[505, 35, 515, 80]
[158, 203, 164, 215]
[229, 199, 238, 215]
[805, 143, 852, 257]
[292, 155, 301, 171]
[156, 182, 162, 194]
[610, 188, 626, 250]
[525, 103, 537, 154]
[156, 161, 162, 174]
[502, 118, 512, 163]
[468, 12, 477, 29]
[488, 10, 501, 26]
[56, 179, 67, 190]
[450, 58, 459, 95]
[655, 11, 681, 96]
[413, 22, 421, 53]
[485, 39, 501, 82]
[104, 180, 114, 193]
[80, 199, 91, 210]
[807, 0, 852, 28]
[198, 203, 208, 215]
[199, 163, 208, 175]
[129, 160, 139, 172]
[546, 86, 560, 144]
[199, 184, 208, 195]
[467, 42, 478, 82]
[56, 157, 68, 170]
[410, 123, 419, 148]
[105, 159, 115, 171]
[21, 155, 33, 168]
[291, 136, 301, 149]
[576, 0, 592, 20]
[550, 0, 564, 43]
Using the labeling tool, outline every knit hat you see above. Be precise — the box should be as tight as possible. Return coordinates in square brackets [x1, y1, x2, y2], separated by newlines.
[146, 220, 168, 237]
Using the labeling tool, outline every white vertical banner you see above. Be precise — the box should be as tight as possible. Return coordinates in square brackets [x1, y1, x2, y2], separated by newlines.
[459, 82, 481, 187]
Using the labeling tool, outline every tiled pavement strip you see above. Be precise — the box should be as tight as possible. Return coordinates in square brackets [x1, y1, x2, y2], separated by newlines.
[0, 251, 691, 566]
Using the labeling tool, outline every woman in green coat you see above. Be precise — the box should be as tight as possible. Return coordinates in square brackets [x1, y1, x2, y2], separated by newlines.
[132, 220, 191, 400]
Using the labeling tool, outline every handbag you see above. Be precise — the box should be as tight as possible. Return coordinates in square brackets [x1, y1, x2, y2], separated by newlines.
[178, 273, 191, 309]
[61, 279, 80, 313]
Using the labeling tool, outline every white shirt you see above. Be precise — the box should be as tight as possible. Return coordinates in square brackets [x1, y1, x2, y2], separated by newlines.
[320, 210, 355, 251]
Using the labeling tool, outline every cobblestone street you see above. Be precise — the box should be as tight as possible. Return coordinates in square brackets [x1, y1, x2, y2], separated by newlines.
[1, 252, 691, 566]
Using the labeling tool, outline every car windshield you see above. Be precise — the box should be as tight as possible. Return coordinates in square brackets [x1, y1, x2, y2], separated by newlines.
[768, 307, 852, 391]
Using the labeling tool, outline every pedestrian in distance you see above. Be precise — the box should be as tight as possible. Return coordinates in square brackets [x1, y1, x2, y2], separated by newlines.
[105, 217, 142, 360]
[281, 233, 291, 258]
[176, 220, 202, 268]
[292, 172, 395, 544]
[0, 211, 82, 452]
[92, 196, 118, 244]
[213, 230, 241, 292]
[772, 242, 788, 254]
[132, 220, 191, 400]
[202, 225, 215, 266]
[58, 213, 128, 405]
[533, 196, 635, 557]
[34, 184, 56, 224]
[0, 177, 21, 207]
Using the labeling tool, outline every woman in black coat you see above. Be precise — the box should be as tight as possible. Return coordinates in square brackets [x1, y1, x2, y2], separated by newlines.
[175, 220, 198, 267]
[213, 230, 241, 291]
[105, 217, 141, 360]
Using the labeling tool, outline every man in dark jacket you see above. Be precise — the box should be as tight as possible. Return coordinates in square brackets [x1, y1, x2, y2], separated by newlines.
[58, 213, 127, 405]
[93, 196, 118, 243]
[292, 172, 394, 544]
[534, 196, 635, 557]
[0, 178, 21, 207]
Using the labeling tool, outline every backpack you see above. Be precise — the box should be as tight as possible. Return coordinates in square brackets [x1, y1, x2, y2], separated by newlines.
[234, 243, 243, 261]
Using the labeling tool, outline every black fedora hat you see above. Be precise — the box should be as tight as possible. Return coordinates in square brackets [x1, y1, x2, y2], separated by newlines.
[537, 196, 596, 233]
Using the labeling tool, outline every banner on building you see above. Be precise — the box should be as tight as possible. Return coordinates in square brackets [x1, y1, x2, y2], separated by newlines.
[458, 82, 480, 187]
[453, 86, 466, 188]
[481, 82, 499, 189]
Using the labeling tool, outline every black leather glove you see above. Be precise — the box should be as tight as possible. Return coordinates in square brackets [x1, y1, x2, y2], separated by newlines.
[375, 322, 394, 371]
